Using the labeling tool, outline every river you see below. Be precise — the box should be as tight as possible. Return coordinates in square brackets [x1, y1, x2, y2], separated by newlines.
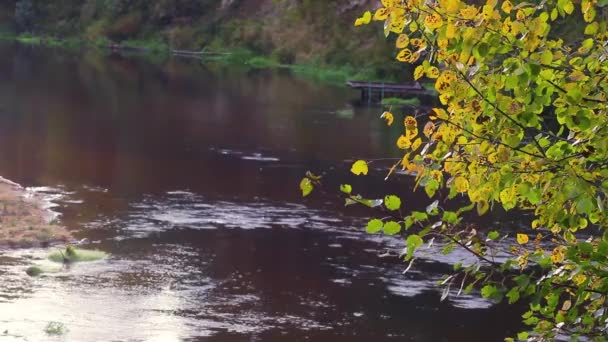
[0, 43, 523, 341]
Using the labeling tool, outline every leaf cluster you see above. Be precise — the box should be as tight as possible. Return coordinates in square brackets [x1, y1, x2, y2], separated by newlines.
[325, 0, 608, 340]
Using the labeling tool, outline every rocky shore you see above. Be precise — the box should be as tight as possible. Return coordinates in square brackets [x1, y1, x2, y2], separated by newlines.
[0, 176, 71, 248]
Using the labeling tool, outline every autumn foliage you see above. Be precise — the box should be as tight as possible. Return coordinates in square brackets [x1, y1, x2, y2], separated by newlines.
[304, 0, 608, 340]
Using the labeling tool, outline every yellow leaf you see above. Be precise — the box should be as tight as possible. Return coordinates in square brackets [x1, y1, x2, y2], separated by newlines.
[439, 93, 451, 105]
[410, 38, 426, 48]
[501, 0, 513, 14]
[563, 1, 574, 15]
[411, 137, 422, 151]
[551, 247, 564, 263]
[424, 13, 444, 30]
[355, 11, 372, 27]
[351, 160, 369, 175]
[423, 121, 436, 137]
[396, 48, 413, 62]
[430, 170, 443, 182]
[442, 0, 461, 13]
[395, 34, 410, 49]
[406, 127, 418, 139]
[381, 111, 394, 126]
[446, 24, 456, 39]
[516, 233, 529, 245]
[573, 274, 587, 286]
[440, 70, 456, 82]
[499, 187, 515, 203]
[454, 176, 469, 192]
[408, 51, 421, 63]
[477, 200, 489, 215]
[374, 8, 389, 21]
[409, 21, 418, 32]
[459, 6, 479, 20]
[426, 66, 440, 79]
[431, 108, 448, 120]
[389, 11, 407, 33]
[397, 135, 412, 149]
[414, 65, 425, 80]
[404, 116, 417, 129]
[502, 17, 513, 34]
[583, 6, 596, 22]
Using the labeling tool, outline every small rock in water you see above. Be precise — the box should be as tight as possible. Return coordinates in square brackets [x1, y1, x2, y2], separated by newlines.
[26, 266, 43, 277]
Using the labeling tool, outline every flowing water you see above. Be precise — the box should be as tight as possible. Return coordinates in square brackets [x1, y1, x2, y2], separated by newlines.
[0, 44, 523, 341]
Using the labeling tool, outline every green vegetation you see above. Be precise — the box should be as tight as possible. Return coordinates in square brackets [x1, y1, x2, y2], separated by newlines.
[304, 0, 608, 340]
[25, 266, 43, 277]
[2, 0, 410, 82]
[44, 322, 66, 336]
[380, 97, 421, 107]
[48, 246, 108, 263]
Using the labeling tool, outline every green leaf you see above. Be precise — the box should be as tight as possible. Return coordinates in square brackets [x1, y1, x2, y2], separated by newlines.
[300, 178, 313, 197]
[442, 211, 459, 224]
[425, 179, 439, 198]
[488, 231, 500, 240]
[384, 195, 402, 211]
[540, 50, 553, 65]
[527, 189, 542, 205]
[406, 234, 423, 248]
[476, 200, 489, 215]
[481, 285, 497, 299]
[351, 160, 369, 176]
[576, 197, 594, 215]
[405, 234, 424, 259]
[366, 219, 384, 234]
[360, 198, 384, 208]
[426, 200, 439, 214]
[578, 242, 594, 255]
[340, 184, 352, 194]
[517, 331, 529, 341]
[442, 243, 455, 255]
[473, 42, 489, 60]
[412, 211, 428, 222]
[507, 287, 521, 304]
[383, 221, 402, 235]
[563, 0, 574, 14]
[344, 198, 357, 206]
[404, 216, 414, 229]
[550, 8, 558, 20]
[585, 22, 599, 35]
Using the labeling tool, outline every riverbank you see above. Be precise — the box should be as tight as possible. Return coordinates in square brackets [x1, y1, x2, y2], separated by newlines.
[0, 177, 71, 248]
[0, 31, 395, 85]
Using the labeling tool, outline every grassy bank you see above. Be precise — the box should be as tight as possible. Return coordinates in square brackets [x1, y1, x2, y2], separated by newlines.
[3, 32, 398, 86]
[0, 0, 411, 86]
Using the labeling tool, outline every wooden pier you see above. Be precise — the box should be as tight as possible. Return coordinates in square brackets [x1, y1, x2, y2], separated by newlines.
[346, 80, 434, 103]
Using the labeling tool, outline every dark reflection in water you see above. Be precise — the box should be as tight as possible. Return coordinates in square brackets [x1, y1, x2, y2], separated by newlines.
[0, 44, 522, 341]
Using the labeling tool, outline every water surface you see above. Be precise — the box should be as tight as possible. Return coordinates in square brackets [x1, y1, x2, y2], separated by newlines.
[0, 44, 523, 341]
